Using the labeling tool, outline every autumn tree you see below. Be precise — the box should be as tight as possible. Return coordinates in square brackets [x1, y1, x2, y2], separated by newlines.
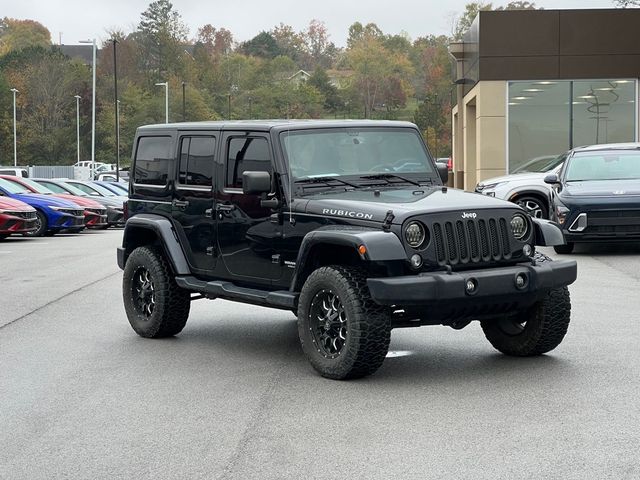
[0, 18, 51, 56]
[308, 67, 342, 113]
[347, 34, 414, 118]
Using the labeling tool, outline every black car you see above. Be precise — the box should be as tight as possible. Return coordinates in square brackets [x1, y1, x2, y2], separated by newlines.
[117, 120, 577, 380]
[545, 143, 640, 254]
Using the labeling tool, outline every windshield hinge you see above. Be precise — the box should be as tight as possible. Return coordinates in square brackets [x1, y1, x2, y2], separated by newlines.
[382, 210, 394, 231]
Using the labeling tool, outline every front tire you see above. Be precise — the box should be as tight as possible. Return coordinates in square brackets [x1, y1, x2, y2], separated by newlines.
[297, 266, 391, 380]
[554, 242, 574, 254]
[24, 210, 47, 237]
[122, 246, 190, 338]
[481, 254, 571, 356]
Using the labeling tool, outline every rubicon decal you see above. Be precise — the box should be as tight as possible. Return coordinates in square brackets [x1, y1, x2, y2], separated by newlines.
[322, 208, 374, 220]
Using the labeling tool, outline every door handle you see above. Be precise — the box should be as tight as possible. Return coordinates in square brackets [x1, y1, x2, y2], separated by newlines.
[216, 204, 235, 212]
[172, 199, 189, 209]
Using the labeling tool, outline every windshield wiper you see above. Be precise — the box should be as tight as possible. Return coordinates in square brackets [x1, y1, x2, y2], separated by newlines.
[296, 176, 360, 188]
[358, 173, 426, 187]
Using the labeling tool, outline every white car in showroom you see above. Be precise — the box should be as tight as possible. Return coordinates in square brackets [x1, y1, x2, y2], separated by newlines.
[475, 154, 565, 219]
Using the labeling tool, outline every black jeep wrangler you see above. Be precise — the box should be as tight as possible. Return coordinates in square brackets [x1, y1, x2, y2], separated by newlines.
[117, 120, 577, 379]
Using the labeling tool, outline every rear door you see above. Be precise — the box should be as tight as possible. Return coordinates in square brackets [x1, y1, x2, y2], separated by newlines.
[171, 133, 218, 273]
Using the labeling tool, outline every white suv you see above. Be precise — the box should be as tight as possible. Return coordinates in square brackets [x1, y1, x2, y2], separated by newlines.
[475, 154, 565, 219]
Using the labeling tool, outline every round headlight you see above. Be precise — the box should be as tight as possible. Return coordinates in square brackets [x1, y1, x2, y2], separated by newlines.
[510, 214, 529, 240]
[405, 221, 426, 248]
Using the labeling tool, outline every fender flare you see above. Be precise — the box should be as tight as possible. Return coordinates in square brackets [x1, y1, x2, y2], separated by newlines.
[119, 214, 190, 275]
[532, 218, 565, 247]
[291, 226, 406, 291]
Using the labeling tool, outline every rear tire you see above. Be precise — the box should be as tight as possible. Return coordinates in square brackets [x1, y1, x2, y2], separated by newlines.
[554, 242, 574, 254]
[297, 266, 391, 380]
[122, 246, 190, 338]
[481, 253, 571, 356]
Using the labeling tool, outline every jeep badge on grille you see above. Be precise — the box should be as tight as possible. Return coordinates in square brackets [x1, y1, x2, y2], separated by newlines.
[461, 212, 477, 219]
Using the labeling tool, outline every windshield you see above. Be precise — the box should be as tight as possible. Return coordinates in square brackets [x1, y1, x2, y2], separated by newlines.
[38, 180, 87, 196]
[0, 177, 31, 194]
[566, 150, 640, 181]
[16, 178, 55, 195]
[280, 128, 435, 180]
[513, 154, 566, 173]
[69, 182, 116, 197]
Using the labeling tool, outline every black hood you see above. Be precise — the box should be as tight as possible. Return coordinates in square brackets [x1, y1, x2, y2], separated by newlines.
[296, 187, 519, 224]
[562, 179, 640, 198]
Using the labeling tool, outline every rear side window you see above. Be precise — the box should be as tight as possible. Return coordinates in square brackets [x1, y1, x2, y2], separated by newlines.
[226, 137, 272, 189]
[134, 136, 172, 186]
[179, 136, 215, 186]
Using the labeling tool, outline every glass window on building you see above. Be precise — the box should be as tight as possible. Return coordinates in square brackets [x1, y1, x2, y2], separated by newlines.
[572, 80, 636, 148]
[508, 80, 637, 173]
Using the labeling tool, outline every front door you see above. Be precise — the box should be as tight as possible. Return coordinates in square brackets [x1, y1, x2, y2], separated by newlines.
[171, 134, 217, 273]
[216, 132, 282, 284]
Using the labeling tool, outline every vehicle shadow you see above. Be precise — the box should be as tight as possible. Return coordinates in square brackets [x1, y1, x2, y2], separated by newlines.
[157, 313, 571, 384]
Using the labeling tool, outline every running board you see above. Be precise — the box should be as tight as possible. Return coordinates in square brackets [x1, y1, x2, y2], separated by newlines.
[175, 276, 297, 309]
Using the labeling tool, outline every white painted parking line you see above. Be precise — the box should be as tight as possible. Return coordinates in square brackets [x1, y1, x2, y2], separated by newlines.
[0, 251, 12, 254]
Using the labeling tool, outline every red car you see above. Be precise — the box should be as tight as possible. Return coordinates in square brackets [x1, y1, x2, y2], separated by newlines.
[0, 175, 108, 231]
[0, 196, 37, 239]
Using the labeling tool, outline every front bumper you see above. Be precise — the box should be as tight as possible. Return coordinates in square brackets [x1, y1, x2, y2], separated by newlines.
[0, 213, 37, 234]
[367, 260, 577, 313]
[107, 207, 125, 226]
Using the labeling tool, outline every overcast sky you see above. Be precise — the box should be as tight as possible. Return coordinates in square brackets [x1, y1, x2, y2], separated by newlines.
[1, 0, 618, 46]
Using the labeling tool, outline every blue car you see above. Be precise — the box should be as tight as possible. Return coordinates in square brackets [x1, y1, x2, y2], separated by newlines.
[0, 178, 85, 237]
[93, 180, 129, 196]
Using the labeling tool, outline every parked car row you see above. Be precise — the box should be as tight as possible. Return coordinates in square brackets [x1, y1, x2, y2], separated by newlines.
[475, 142, 640, 253]
[0, 175, 127, 239]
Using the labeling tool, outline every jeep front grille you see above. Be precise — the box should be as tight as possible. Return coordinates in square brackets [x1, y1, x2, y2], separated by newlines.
[432, 218, 512, 266]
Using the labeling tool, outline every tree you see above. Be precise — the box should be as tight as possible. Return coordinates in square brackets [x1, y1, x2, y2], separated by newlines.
[308, 67, 342, 113]
[452, 2, 493, 41]
[241, 31, 281, 59]
[0, 18, 51, 56]
[347, 35, 414, 118]
[137, 0, 188, 77]
[613, 0, 640, 6]
[271, 23, 306, 64]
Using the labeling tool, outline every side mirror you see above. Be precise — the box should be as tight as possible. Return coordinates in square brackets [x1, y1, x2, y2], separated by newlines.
[243, 171, 271, 195]
[543, 173, 560, 185]
[436, 163, 448, 184]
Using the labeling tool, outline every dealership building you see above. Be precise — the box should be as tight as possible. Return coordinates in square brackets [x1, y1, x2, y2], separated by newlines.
[450, 9, 640, 190]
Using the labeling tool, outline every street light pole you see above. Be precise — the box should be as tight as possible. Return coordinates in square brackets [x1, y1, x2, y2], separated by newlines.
[155, 82, 168, 123]
[80, 39, 96, 167]
[74, 95, 81, 164]
[112, 38, 120, 181]
[10, 88, 18, 167]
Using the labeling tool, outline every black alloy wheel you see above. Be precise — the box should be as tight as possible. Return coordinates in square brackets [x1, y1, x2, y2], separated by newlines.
[132, 266, 156, 319]
[309, 289, 348, 358]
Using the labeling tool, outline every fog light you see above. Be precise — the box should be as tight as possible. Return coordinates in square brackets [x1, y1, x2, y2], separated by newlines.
[410, 254, 423, 269]
[523, 244, 532, 256]
[515, 273, 528, 290]
[465, 278, 477, 295]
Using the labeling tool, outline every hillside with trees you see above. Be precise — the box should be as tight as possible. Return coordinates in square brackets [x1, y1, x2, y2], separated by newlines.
[0, 0, 537, 166]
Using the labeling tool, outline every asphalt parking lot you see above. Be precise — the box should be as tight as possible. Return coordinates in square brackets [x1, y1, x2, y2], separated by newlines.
[1, 231, 639, 479]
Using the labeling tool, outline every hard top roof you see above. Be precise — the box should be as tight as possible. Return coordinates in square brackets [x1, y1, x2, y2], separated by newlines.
[137, 119, 418, 132]
[573, 142, 640, 153]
